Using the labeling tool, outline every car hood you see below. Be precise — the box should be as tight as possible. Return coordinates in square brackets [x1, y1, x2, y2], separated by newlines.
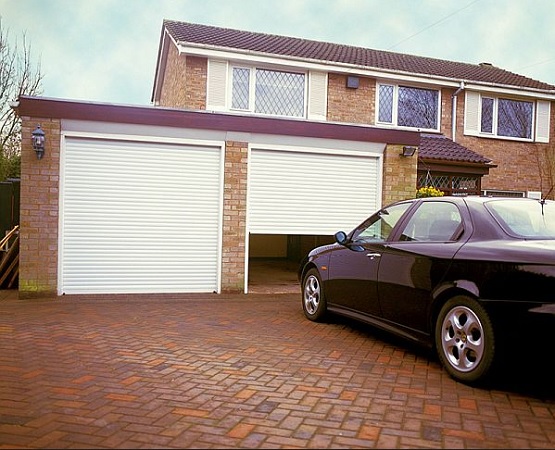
[458, 239, 555, 264]
[308, 243, 340, 257]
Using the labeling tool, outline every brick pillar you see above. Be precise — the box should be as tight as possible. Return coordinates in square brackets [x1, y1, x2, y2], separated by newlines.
[382, 144, 418, 206]
[18, 117, 61, 298]
[221, 141, 248, 292]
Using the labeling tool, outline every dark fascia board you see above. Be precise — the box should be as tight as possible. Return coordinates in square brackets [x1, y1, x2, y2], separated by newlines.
[15, 96, 420, 146]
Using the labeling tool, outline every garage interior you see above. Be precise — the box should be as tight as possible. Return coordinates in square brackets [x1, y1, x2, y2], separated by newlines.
[247, 234, 334, 294]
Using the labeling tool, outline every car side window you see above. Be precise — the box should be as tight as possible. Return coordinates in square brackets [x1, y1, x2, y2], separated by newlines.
[399, 202, 462, 242]
[353, 202, 412, 243]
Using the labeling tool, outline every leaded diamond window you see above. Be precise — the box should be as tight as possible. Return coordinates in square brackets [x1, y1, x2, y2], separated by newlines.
[255, 69, 305, 117]
[452, 176, 478, 191]
[398, 86, 438, 129]
[433, 175, 450, 189]
[417, 174, 481, 196]
[378, 85, 394, 123]
[377, 83, 439, 130]
[481, 97, 494, 133]
[478, 95, 534, 140]
[498, 98, 533, 139]
[231, 66, 305, 118]
[232, 68, 250, 110]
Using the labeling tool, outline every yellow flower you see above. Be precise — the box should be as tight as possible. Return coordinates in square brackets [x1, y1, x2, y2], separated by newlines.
[416, 186, 444, 198]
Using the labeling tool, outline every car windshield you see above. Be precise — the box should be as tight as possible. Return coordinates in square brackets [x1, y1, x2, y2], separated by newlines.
[486, 199, 555, 238]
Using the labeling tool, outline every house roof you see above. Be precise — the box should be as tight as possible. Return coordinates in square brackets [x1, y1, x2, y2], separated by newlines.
[163, 20, 555, 92]
[419, 133, 493, 165]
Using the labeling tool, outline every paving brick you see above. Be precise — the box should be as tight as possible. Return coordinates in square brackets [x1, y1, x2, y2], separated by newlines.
[0, 290, 554, 448]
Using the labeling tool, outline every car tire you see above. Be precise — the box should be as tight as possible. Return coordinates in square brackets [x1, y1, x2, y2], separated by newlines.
[435, 295, 495, 385]
[302, 268, 327, 322]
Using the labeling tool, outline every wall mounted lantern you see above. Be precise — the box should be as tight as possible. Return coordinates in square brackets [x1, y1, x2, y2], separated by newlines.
[32, 125, 45, 159]
[401, 146, 417, 157]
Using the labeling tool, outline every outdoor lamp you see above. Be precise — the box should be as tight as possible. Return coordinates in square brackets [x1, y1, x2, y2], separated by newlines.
[32, 125, 45, 159]
[401, 146, 417, 157]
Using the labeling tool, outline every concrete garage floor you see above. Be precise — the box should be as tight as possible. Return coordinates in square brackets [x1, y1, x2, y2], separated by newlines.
[248, 258, 301, 295]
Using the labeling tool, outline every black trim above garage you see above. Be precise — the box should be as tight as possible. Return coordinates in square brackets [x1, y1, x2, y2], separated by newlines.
[15, 96, 420, 146]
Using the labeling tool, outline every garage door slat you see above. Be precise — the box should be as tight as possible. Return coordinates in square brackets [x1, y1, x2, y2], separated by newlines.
[61, 137, 222, 294]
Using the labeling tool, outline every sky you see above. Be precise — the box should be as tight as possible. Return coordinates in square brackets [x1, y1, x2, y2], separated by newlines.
[2, 0, 555, 106]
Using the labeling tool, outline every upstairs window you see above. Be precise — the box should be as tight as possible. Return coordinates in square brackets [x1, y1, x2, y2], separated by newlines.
[231, 68, 250, 110]
[464, 91, 548, 142]
[377, 83, 440, 131]
[481, 97, 494, 133]
[231, 67, 306, 118]
[480, 96, 533, 139]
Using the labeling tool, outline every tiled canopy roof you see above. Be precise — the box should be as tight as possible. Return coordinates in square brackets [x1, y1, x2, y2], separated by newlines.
[164, 20, 555, 92]
[419, 133, 492, 165]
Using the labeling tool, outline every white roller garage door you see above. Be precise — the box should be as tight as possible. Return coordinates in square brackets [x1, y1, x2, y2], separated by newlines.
[248, 148, 381, 235]
[60, 136, 223, 294]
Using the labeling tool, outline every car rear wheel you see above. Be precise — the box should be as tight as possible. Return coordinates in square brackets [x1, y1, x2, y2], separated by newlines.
[435, 295, 495, 384]
[302, 269, 327, 321]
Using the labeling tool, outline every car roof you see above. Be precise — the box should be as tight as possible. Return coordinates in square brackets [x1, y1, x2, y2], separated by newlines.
[418, 196, 548, 205]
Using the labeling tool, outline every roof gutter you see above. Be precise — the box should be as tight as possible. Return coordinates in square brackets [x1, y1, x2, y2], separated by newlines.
[451, 81, 465, 142]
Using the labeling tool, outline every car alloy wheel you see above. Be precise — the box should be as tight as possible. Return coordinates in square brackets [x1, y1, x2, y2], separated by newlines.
[302, 269, 327, 321]
[435, 296, 495, 384]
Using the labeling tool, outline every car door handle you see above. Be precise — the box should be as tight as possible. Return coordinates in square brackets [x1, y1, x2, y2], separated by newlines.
[366, 253, 381, 259]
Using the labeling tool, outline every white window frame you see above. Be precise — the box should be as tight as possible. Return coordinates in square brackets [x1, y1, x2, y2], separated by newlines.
[480, 96, 495, 135]
[482, 95, 534, 141]
[376, 82, 441, 132]
[465, 91, 549, 143]
[228, 65, 308, 119]
[230, 65, 253, 112]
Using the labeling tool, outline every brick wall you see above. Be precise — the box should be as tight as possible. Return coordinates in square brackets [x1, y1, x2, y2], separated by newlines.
[158, 44, 206, 109]
[184, 56, 207, 110]
[158, 44, 187, 108]
[19, 117, 60, 298]
[462, 136, 547, 193]
[17, 115, 249, 296]
[221, 141, 248, 292]
[327, 74, 374, 124]
[382, 144, 418, 205]
[440, 88, 455, 137]
[453, 92, 555, 196]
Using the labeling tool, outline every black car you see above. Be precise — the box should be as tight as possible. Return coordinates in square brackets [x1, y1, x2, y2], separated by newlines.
[299, 196, 555, 385]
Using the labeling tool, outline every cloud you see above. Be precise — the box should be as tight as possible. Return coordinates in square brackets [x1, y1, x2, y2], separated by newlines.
[1, 0, 553, 105]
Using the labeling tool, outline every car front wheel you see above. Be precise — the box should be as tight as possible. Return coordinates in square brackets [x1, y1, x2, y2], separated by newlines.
[435, 295, 495, 385]
[302, 269, 327, 322]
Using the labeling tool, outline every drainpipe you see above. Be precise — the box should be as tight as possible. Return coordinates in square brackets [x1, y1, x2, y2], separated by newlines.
[451, 81, 465, 142]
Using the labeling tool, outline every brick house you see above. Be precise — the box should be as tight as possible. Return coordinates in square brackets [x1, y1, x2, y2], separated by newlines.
[153, 21, 555, 197]
[13, 20, 555, 298]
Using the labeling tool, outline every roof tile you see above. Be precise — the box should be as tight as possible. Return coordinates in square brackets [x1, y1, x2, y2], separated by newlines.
[419, 133, 492, 164]
[164, 20, 555, 91]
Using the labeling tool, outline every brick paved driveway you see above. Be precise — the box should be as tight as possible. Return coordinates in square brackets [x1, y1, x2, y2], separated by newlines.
[1, 290, 554, 449]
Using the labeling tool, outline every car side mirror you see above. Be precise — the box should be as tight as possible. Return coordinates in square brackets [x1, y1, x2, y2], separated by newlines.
[334, 231, 348, 245]
[335, 231, 365, 252]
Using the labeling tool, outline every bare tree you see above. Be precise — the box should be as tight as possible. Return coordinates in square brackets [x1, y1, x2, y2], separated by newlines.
[0, 18, 43, 180]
